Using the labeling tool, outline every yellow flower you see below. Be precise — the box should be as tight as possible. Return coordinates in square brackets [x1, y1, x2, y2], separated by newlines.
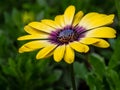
[18, 5, 116, 64]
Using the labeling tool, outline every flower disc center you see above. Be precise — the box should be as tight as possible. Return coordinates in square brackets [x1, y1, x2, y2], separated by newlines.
[58, 29, 78, 43]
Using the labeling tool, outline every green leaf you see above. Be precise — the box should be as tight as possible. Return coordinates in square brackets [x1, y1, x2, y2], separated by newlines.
[24, 59, 33, 82]
[89, 53, 106, 79]
[4, 12, 11, 24]
[108, 37, 120, 69]
[12, 8, 22, 27]
[106, 70, 120, 90]
[2, 58, 18, 77]
[45, 69, 62, 84]
[53, 70, 62, 81]
[36, 0, 47, 6]
[115, 0, 120, 26]
[86, 74, 96, 90]
[0, 73, 8, 83]
[74, 61, 89, 79]
[8, 58, 16, 68]
[86, 74, 103, 90]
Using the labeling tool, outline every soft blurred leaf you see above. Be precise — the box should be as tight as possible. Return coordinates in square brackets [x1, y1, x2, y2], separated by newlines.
[89, 53, 106, 79]
[86, 74, 103, 90]
[0, 73, 8, 83]
[2, 58, 18, 77]
[45, 69, 62, 84]
[74, 61, 88, 79]
[4, 12, 11, 24]
[106, 70, 120, 90]
[115, 0, 120, 26]
[36, 11, 45, 21]
[12, 8, 22, 27]
[86, 74, 96, 90]
[37, 0, 47, 6]
[108, 37, 120, 69]
[24, 59, 33, 82]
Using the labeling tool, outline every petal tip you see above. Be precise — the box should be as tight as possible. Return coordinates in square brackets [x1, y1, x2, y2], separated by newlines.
[54, 55, 62, 63]
[110, 14, 115, 18]
[18, 49, 24, 53]
[65, 5, 75, 13]
[17, 37, 22, 40]
[36, 55, 40, 60]
[17, 37, 25, 41]
[67, 5, 75, 8]
[65, 60, 74, 64]
[108, 14, 115, 22]
[17, 37, 20, 40]
[84, 47, 89, 53]
[54, 59, 61, 63]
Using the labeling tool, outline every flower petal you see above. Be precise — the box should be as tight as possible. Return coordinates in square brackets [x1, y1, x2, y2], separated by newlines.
[64, 5, 75, 25]
[55, 15, 65, 28]
[44, 51, 54, 58]
[93, 39, 110, 48]
[28, 22, 55, 33]
[85, 27, 116, 38]
[53, 44, 65, 62]
[72, 11, 84, 27]
[78, 12, 114, 30]
[64, 45, 74, 64]
[79, 37, 100, 45]
[19, 40, 50, 53]
[36, 44, 57, 59]
[41, 19, 62, 29]
[17, 34, 49, 40]
[70, 41, 89, 53]
[24, 25, 46, 35]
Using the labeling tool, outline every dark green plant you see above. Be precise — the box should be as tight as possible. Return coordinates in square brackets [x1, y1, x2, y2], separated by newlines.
[0, 0, 120, 90]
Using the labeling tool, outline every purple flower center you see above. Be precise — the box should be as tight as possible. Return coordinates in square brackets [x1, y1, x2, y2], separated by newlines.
[49, 26, 86, 45]
[58, 29, 78, 43]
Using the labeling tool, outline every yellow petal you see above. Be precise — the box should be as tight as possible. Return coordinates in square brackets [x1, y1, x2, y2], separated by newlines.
[41, 19, 62, 29]
[85, 27, 116, 38]
[19, 40, 49, 53]
[44, 51, 54, 58]
[72, 11, 84, 27]
[78, 12, 98, 28]
[93, 39, 110, 48]
[17, 34, 49, 40]
[64, 45, 74, 64]
[28, 22, 55, 33]
[55, 15, 65, 28]
[36, 44, 57, 59]
[64, 5, 75, 25]
[24, 25, 46, 35]
[53, 44, 65, 62]
[78, 12, 114, 30]
[70, 41, 89, 53]
[79, 37, 100, 45]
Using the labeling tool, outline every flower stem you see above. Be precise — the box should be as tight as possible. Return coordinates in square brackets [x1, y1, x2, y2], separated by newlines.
[70, 63, 76, 90]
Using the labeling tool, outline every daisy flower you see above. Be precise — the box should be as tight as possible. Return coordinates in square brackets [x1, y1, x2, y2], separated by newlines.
[18, 5, 116, 64]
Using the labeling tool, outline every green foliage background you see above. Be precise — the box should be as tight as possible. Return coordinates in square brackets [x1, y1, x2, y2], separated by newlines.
[0, 0, 120, 90]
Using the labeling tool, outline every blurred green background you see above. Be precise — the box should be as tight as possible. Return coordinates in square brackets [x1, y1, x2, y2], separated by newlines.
[0, 0, 120, 90]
